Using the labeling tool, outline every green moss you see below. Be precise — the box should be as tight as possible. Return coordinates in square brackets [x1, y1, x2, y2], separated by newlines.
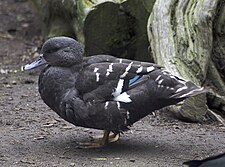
[47, 18, 75, 39]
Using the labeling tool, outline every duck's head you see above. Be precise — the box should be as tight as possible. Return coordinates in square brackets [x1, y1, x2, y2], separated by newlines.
[23, 37, 84, 70]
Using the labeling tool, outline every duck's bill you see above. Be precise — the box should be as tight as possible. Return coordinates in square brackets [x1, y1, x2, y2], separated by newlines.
[22, 54, 47, 71]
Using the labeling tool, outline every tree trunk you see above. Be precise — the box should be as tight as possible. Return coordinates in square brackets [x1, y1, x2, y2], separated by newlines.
[31, 0, 77, 38]
[31, 0, 156, 61]
[148, 0, 225, 122]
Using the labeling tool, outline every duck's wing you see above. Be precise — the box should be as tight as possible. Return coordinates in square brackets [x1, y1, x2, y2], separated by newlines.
[77, 57, 204, 104]
[76, 59, 161, 103]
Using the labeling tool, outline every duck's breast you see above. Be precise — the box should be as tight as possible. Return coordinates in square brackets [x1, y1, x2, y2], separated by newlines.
[38, 66, 77, 113]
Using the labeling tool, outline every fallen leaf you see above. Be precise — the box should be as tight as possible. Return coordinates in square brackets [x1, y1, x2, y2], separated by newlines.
[42, 123, 54, 128]
[114, 157, 121, 160]
[92, 157, 107, 161]
[62, 125, 73, 130]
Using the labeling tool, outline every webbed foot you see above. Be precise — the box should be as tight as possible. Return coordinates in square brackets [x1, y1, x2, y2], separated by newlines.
[78, 130, 119, 149]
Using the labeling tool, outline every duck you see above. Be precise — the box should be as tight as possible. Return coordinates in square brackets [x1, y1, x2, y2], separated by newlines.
[23, 36, 205, 148]
[183, 152, 225, 167]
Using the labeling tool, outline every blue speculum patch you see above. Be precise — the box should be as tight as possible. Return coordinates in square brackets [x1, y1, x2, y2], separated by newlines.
[128, 75, 141, 86]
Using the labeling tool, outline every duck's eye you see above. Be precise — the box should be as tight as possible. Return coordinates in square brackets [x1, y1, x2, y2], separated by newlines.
[63, 48, 71, 53]
[45, 47, 59, 54]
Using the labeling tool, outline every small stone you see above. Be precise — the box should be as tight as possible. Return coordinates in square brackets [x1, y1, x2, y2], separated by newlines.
[12, 80, 17, 85]
[70, 163, 76, 166]
[33, 52, 39, 58]
[8, 97, 13, 101]
[0, 69, 8, 74]
[34, 136, 45, 140]
[21, 23, 29, 28]
[5, 84, 12, 88]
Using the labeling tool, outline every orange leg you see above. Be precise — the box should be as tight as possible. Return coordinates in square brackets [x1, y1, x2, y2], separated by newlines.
[78, 130, 120, 149]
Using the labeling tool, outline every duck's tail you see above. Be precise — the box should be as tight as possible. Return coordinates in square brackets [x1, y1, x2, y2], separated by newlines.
[170, 81, 206, 99]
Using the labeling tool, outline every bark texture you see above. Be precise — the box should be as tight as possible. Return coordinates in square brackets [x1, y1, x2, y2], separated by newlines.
[31, 0, 156, 60]
[31, 0, 77, 38]
[148, 0, 225, 122]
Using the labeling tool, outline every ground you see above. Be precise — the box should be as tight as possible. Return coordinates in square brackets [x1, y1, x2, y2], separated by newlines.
[0, 0, 225, 167]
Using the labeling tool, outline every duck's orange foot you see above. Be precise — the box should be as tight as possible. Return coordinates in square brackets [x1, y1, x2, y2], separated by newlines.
[78, 130, 120, 149]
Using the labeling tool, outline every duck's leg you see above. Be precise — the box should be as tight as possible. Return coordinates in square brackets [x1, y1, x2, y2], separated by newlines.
[92, 131, 119, 143]
[108, 132, 120, 143]
[78, 130, 119, 149]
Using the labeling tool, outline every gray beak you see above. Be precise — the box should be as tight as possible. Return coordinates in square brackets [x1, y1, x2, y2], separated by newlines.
[23, 54, 47, 71]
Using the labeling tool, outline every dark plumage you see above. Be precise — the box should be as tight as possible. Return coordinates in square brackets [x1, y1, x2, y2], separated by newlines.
[24, 37, 205, 147]
[183, 152, 225, 167]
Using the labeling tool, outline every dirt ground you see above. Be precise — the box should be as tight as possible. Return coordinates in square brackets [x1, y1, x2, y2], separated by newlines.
[0, 0, 225, 167]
